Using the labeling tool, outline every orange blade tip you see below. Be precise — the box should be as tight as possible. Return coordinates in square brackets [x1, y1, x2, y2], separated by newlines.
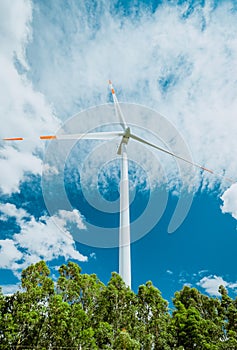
[3, 137, 24, 141]
[201, 166, 213, 174]
[40, 135, 57, 140]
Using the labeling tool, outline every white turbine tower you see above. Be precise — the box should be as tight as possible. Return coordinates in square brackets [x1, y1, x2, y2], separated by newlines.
[3, 81, 234, 289]
[108, 81, 132, 288]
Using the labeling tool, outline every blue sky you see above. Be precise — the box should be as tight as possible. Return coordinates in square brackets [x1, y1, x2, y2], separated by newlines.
[1, 0, 237, 304]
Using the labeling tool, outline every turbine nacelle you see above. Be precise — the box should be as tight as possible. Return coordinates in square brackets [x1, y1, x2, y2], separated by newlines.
[117, 127, 131, 155]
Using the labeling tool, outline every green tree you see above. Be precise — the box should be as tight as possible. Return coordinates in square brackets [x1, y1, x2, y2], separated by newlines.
[94, 321, 114, 349]
[4, 260, 237, 349]
[137, 281, 175, 349]
[218, 285, 237, 349]
[0, 261, 55, 349]
[113, 329, 140, 349]
[172, 286, 224, 349]
[57, 262, 104, 318]
[97, 272, 137, 332]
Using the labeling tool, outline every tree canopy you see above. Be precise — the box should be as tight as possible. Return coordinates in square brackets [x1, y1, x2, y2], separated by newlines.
[1, 261, 237, 349]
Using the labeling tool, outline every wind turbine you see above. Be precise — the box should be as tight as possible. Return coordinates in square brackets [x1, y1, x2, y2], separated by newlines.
[3, 81, 234, 289]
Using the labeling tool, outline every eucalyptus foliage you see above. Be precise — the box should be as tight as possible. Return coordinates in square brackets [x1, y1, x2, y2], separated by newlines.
[1, 261, 237, 349]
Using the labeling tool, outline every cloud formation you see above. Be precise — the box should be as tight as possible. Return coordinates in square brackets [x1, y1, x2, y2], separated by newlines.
[221, 183, 237, 220]
[0, 0, 59, 194]
[197, 274, 237, 296]
[1, 1, 237, 197]
[0, 203, 87, 276]
[24, 0, 237, 195]
[1, 0, 237, 294]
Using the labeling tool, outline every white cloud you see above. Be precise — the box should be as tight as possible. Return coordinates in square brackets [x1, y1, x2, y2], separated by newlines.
[90, 252, 96, 260]
[1, 284, 20, 295]
[0, 203, 87, 276]
[0, 0, 59, 194]
[0, 0, 32, 67]
[0, 147, 42, 193]
[43, 163, 59, 176]
[2, 1, 237, 280]
[220, 184, 237, 220]
[198, 270, 209, 276]
[0, 239, 23, 269]
[23, 0, 237, 196]
[197, 275, 235, 296]
[1, 1, 237, 199]
[229, 282, 237, 289]
[0, 203, 27, 222]
[57, 209, 86, 230]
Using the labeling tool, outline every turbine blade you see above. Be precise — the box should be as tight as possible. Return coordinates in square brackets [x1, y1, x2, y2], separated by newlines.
[40, 135, 57, 140]
[109, 80, 128, 131]
[3, 137, 24, 141]
[117, 139, 123, 155]
[130, 133, 234, 183]
[55, 131, 123, 140]
[3, 131, 123, 141]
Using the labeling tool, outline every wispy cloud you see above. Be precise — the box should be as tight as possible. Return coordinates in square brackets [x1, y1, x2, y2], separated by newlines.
[90, 252, 96, 260]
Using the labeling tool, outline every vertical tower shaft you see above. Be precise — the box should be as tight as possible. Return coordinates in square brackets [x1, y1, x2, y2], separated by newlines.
[119, 143, 131, 288]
